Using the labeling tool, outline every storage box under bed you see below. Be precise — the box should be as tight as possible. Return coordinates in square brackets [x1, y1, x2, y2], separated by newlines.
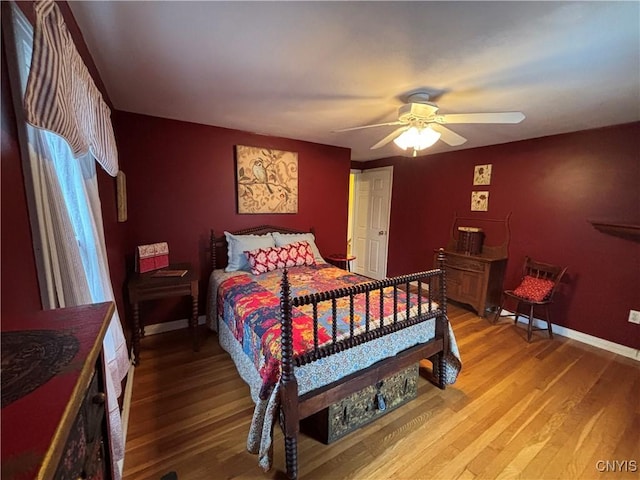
[300, 363, 419, 444]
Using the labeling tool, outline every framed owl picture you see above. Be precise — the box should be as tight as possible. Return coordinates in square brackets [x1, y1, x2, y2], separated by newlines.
[235, 145, 298, 214]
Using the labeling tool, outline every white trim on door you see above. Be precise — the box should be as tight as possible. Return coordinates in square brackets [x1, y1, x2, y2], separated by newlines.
[351, 166, 393, 279]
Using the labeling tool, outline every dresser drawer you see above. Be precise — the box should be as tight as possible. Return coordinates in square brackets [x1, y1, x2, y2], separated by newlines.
[55, 404, 88, 479]
[54, 364, 109, 480]
[445, 256, 487, 273]
[84, 370, 106, 444]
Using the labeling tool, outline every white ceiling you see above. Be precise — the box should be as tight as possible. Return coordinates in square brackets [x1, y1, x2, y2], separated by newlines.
[69, 1, 640, 161]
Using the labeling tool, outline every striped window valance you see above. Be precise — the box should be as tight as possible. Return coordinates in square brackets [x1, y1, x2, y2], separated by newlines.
[24, 0, 118, 177]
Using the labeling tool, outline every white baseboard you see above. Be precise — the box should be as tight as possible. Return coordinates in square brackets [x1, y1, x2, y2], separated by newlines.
[120, 360, 135, 441]
[142, 314, 207, 336]
[119, 359, 135, 476]
[500, 309, 640, 361]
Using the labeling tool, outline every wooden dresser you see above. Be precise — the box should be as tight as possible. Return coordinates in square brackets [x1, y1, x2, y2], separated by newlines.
[439, 250, 507, 317]
[1, 302, 115, 480]
[436, 213, 510, 318]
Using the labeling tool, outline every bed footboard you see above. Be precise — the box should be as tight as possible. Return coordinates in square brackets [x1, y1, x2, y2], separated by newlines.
[279, 268, 300, 479]
[279, 249, 449, 479]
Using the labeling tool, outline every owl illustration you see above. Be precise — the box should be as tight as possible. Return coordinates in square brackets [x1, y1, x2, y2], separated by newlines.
[252, 159, 273, 193]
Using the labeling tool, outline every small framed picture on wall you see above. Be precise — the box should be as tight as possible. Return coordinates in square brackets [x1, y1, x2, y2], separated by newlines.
[473, 164, 492, 185]
[471, 191, 489, 211]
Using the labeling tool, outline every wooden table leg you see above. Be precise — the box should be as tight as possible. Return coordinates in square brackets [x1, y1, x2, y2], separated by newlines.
[132, 302, 141, 365]
[191, 294, 199, 352]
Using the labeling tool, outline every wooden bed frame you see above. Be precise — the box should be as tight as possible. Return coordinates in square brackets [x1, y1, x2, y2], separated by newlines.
[210, 225, 449, 479]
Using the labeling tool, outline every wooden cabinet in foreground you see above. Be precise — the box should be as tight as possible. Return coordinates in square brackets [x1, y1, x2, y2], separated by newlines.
[1, 302, 116, 480]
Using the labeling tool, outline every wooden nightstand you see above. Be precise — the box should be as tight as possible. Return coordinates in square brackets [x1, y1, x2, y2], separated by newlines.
[127, 263, 199, 365]
[326, 253, 356, 271]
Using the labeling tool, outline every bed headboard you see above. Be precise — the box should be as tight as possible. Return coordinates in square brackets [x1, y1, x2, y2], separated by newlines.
[210, 225, 315, 271]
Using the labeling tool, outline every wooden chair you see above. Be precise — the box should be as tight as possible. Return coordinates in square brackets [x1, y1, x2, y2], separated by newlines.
[494, 257, 567, 342]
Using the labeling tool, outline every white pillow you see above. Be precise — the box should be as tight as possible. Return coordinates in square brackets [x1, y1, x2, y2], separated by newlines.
[224, 231, 275, 272]
[271, 231, 324, 263]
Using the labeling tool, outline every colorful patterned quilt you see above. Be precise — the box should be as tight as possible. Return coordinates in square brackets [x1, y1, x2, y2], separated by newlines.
[217, 263, 434, 398]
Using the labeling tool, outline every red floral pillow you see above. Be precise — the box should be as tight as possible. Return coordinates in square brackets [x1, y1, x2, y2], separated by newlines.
[512, 275, 555, 302]
[279, 241, 316, 267]
[245, 241, 316, 275]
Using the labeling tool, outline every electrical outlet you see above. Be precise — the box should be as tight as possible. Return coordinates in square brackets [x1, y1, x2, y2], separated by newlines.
[629, 310, 640, 324]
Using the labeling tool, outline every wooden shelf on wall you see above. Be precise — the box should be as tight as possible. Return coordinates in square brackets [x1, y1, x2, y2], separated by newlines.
[589, 221, 640, 241]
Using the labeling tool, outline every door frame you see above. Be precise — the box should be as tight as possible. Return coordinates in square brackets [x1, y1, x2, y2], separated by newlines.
[349, 165, 394, 278]
[347, 169, 360, 257]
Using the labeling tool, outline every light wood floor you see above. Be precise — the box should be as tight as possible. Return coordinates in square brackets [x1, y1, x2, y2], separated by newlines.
[123, 304, 639, 480]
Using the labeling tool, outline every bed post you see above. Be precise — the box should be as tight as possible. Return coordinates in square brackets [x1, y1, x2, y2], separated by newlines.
[436, 248, 450, 389]
[280, 268, 299, 479]
[210, 229, 217, 271]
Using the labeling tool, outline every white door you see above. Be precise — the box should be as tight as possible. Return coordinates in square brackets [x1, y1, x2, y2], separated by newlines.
[352, 166, 393, 280]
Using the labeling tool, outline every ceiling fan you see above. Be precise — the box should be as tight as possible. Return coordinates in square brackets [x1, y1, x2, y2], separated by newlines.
[334, 90, 525, 155]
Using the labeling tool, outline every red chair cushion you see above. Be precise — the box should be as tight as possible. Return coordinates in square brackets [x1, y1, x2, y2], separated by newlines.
[512, 275, 555, 302]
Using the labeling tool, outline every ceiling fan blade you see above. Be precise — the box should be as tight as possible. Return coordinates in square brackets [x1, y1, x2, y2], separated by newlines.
[434, 112, 525, 124]
[333, 121, 406, 133]
[430, 124, 467, 146]
[370, 126, 409, 149]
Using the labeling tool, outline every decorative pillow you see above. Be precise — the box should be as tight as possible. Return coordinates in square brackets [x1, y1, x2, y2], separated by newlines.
[246, 241, 316, 275]
[271, 231, 324, 263]
[224, 231, 275, 273]
[512, 275, 555, 302]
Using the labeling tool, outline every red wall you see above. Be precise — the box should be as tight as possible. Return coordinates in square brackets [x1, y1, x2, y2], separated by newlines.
[1, 37, 41, 316]
[355, 123, 640, 349]
[113, 112, 351, 324]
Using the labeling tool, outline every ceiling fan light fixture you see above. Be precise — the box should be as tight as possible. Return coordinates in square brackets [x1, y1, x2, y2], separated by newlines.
[393, 126, 441, 152]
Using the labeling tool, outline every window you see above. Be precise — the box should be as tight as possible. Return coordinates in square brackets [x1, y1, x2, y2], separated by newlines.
[4, 4, 129, 475]
[6, 3, 110, 309]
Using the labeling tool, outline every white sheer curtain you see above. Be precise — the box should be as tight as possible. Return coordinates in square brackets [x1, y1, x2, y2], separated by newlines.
[6, 3, 129, 477]
[36, 128, 130, 478]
